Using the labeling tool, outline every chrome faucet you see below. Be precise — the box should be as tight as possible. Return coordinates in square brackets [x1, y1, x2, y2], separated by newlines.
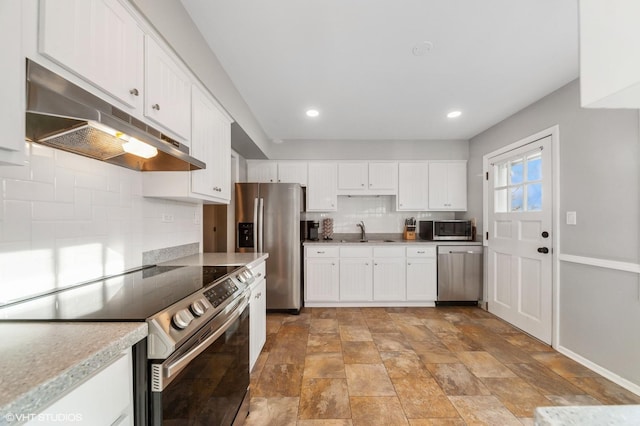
[357, 221, 366, 241]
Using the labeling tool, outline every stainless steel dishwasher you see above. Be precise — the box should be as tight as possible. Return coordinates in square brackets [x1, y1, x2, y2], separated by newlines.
[436, 245, 483, 305]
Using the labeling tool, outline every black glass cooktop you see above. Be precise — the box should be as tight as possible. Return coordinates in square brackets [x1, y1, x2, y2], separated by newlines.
[0, 265, 242, 322]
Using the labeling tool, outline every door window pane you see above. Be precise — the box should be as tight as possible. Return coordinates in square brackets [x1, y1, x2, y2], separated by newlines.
[526, 183, 542, 211]
[495, 188, 507, 212]
[494, 163, 508, 187]
[510, 159, 524, 184]
[511, 186, 523, 211]
[527, 154, 542, 181]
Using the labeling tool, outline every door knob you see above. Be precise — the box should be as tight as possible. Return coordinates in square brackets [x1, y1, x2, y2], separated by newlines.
[537, 247, 549, 254]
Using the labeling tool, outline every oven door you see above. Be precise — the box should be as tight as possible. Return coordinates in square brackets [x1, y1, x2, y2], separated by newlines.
[150, 294, 250, 426]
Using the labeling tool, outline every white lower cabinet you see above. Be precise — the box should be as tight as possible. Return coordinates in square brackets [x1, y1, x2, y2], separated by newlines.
[27, 349, 133, 426]
[339, 247, 373, 301]
[305, 246, 340, 302]
[373, 247, 406, 301]
[249, 270, 266, 372]
[304, 244, 438, 306]
[406, 247, 438, 301]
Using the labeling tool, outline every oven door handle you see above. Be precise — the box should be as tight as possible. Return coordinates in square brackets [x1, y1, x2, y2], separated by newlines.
[163, 295, 249, 379]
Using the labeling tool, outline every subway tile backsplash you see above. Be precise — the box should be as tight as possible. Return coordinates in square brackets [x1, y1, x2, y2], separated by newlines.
[303, 195, 454, 234]
[0, 143, 202, 304]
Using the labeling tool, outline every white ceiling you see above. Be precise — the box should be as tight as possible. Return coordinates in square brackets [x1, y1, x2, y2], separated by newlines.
[180, 0, 579, 142]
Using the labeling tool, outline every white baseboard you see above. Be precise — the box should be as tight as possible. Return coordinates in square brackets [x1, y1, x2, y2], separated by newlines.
[557, 345, 640, 397]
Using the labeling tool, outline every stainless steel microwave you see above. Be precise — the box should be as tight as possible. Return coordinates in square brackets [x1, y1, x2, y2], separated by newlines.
[419, 220, 473, 241]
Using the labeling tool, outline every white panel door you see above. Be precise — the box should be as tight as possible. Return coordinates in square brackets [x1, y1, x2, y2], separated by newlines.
[487, 136, 552, 344]
[397, 162, 429, 210]
[373, 258, 406, 301]
[305, 258, 339, 302]
[307, 162, 337, 211]
[406, 258, 437, 301]
[338, 162, 368, 190]
[368, 162, 397, 191]
[144, 35, 191, 139]
[247, 161, 277, 183]
[447, 162, 468, 210]
[340, 259, 373, 301]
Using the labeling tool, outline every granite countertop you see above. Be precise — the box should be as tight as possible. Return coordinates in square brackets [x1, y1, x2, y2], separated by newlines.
[0, 322, 147, 425]
[535, 405, 640, 425]
[303, 233, 483, 246]
[158, 252, 269, 267]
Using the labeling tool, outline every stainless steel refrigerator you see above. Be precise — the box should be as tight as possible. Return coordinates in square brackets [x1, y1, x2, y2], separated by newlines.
[235, 182, 303, 313]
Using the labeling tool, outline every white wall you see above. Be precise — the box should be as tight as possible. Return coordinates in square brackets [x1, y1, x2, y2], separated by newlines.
[0, 143, 202, 304]
[465, 79, 640, 390]
[304, 196, 454, 235]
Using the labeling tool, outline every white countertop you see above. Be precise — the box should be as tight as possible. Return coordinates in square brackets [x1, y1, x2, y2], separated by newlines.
[0, 322, 147, 425]
[535, 405, 640, 425]
[158, 252, 269, 267]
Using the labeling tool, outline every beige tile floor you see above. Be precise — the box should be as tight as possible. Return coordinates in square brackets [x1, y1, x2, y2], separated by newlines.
[245, 307, 640, 425]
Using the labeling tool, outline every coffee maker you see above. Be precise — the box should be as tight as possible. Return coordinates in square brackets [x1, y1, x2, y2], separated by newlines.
[302, 220, 320, 241]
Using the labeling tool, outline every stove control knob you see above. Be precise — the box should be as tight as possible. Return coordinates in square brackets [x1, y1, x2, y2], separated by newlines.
[190, 299, 208, 317]
[236, 274, 246, 283]
[172, 309, 194, 329]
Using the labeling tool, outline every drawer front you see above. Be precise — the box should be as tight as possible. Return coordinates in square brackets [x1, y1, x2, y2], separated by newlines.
[373, 247, 405, 258]
[306, 246, 340, 258]
[340, 247, 373, 258]
[406, 246, 436, 257]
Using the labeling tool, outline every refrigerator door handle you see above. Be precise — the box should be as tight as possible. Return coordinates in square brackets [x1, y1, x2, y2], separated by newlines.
[258, 197, 265, 252]
[253, 197, 259, 252]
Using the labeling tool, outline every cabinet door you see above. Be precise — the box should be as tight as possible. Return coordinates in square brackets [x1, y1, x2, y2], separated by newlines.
[338, 162, 368, 190]
[406, 258, 437, 301]
[39, 0, 144, 110]
[144, 35, 191, 140]
[397, 162, 429, 210]
[373, 258, 406, 301]
[428, 162, 467, 210]
[250, 277, 266, 371]
[277, 162, 307, 185]
[368, 162, 397, 191]
[305, 258, 339, 302]
[446, 162, 467, 210]
[339, 259, 373, 301]
[307, 162, 337, 211]
[247, 161, 277, 183]
[0, 0, 25, 164]
[190, 86, 231, 202]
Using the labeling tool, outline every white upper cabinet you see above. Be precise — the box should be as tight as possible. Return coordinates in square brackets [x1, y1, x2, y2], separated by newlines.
[39, 0, 144, 111]
[0, 0, 25, 165]
[338, 162, 368, 191]
[144, 35, 191, 140]
[190, 85, 232, 202]
[247, 161, 278, 183]
[337, 161, 397, 195]
[397, 162, 429, 211]
[276, 161, 307, 186]
[579, 0, 640, 108]
[307, 162, 337, 211]
[142, 85, 232, 203]
[428, 161, 467, 211]
[246, 161, 308, 185]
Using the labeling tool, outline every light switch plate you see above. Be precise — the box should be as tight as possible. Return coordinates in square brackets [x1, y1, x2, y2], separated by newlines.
[566, 211, 577, 225]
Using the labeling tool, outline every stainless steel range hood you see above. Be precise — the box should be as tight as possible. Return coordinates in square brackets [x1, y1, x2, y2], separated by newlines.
[25, 60, 205, 171]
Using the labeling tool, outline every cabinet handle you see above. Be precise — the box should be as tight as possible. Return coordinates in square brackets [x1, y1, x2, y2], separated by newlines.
[417, 251, 425, 254]
[365, 262, 369, 266]
[129, 88, 139, 96]
[152, 103, 160, 111]
[408, 262, 411, 265]
[361, 183, 365, 187]
[317, 251, 325, 254]
[374, 263, 378, 266]
[256, 273, 262, 278]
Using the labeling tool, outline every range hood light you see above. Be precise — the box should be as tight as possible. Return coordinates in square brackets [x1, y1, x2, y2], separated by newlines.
[122, 137, 158, 159]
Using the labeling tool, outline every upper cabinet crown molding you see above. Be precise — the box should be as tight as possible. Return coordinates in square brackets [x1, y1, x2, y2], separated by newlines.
[580, 0, 640, 108]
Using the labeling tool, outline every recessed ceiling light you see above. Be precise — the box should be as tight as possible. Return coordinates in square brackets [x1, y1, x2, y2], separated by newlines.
[447, 110, 462, 118]
[306, 109, 319, 118]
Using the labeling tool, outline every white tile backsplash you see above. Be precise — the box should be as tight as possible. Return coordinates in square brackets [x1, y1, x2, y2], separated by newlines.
[0, 142, 202, 304]
[303, 195, 454, 234]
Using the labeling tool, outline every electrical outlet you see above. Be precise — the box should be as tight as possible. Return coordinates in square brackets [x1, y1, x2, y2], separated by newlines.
[566, 211, 576, 225]
[162, 214, 174, 223]
[194, 212, 201, 225]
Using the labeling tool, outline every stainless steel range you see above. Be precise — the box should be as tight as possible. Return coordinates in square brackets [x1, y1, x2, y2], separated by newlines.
[0, 264, 255, 425]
